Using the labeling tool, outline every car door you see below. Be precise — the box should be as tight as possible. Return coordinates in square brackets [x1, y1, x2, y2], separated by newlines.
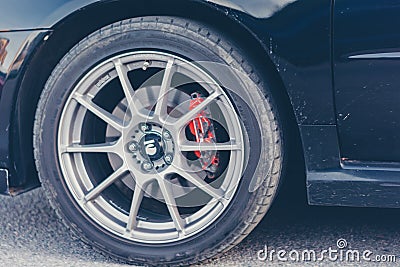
[334, 0, 400, 163]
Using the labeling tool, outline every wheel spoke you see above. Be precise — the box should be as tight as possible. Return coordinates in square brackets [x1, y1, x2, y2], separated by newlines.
[171, 156, 226, 201]
[157, 178, 186, 235]
[62, 140, 121, 154]
[171, 91, 222, 129]
[126, 182, 145, 232]
[173, 167, 225, 201]
[153, 59, 175, 117]
[73, 93, 124, 132]
[179, 140, 241, 152]
[85, 166, 127, 202]
[114, 59, 142, 117]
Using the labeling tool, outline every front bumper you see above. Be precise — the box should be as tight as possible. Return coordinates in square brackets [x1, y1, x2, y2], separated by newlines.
[0, 169, 9, 195]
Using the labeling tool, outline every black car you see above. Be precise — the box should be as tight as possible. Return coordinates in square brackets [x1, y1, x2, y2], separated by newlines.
[1, 0, 399, 265]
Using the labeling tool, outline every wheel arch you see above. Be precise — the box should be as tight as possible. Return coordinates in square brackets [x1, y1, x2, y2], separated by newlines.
[12, 0, 304, 193]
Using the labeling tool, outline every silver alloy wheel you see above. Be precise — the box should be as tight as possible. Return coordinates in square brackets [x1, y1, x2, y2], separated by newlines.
[57, 51, 245, 243]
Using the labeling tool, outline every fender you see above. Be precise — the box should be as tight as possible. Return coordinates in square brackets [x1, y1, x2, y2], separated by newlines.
[0, 0, 301, 31]
[0, 0, 100, 31]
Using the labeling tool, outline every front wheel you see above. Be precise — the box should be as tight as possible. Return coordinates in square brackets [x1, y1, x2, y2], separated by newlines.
[34, 16, 283, 265]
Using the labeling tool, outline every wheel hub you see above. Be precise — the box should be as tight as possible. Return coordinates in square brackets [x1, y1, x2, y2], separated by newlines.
[126, 122, 175, 172]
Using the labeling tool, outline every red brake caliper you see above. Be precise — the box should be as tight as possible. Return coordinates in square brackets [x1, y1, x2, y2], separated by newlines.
[188, 93, 219, 178]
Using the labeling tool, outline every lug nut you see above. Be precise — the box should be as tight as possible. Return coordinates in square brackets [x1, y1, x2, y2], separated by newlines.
[139, 123, 151, 132]
[162, 130, 172, 140]
[142, 60, 151, 71]
[142, 161, 153, 171]
[128, 141, 138, 153]
[164, 154, 173, 165]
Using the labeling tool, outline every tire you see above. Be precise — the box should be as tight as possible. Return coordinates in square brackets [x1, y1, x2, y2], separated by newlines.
[34, 16, 283, 266]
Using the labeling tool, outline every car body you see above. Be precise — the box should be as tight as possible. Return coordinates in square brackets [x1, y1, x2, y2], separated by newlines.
[1, 0, 400, 264]
[2, 0, 400, 207]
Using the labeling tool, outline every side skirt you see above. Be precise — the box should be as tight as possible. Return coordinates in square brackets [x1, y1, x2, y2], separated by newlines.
[301, 125, 400, 208]
[308, 169, 400, 208]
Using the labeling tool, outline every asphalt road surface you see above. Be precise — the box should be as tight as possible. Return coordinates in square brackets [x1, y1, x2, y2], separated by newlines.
[1, 186, 399, 266]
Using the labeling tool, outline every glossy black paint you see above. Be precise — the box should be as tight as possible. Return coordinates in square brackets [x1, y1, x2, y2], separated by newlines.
[242, 0, 335, 125]
[0, 30, 50, 194]
[334, 0, 400, 162]
[0, 169, 8, 194]
[0, 0, 97, 30]
[0, 0, 399, 208]
[308, 174, 400, 208]
[301, 125, 400, 207]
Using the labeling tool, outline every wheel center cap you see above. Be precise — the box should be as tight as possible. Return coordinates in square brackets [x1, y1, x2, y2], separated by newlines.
[140, 133, 165, 161]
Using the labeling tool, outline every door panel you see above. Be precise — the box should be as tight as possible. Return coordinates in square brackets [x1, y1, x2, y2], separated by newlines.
[334, 0, 400, 162]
